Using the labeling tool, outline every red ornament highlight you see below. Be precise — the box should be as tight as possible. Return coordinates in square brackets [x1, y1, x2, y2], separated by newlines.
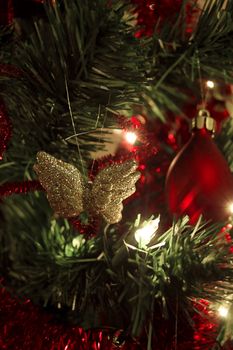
[166, 128, 233, 224]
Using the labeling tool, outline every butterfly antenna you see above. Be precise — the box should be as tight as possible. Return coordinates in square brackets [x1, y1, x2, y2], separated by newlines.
[90, 92, 112, 177]
[64, 74, 85, 175]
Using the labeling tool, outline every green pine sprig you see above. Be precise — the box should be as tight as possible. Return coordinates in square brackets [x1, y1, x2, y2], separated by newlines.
[1, 192, 233, 349]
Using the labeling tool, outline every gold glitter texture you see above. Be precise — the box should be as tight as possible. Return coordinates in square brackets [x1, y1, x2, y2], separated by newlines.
[90, 160, 140, 223]
[33, 152, 85, 217]
[34, 152, 140, 224]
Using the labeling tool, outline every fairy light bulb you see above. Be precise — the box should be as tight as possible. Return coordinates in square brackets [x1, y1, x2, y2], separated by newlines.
[218, 305, 229, 318]
[149, 3, 156, 10]
[135, 216, 160, 247]
[125, 131, 137, 145]
[228, 203, 233, 214]
[206, 80, 215, 89]
[72, 236, 84, 249]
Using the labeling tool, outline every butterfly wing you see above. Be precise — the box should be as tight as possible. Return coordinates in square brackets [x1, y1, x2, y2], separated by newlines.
[33, 151, 85, 217]
[90, 160, 140, 224]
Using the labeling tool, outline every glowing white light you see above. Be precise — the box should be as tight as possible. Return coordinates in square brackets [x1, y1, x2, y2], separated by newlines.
[72, 236, 84, 249]
[229, 203, 233, 214]
[135, 216, 160, 247]
[149, 4, 156, 10]
[218, 305, 229, 318]
[125, 131, 137, 145]
[206, 80, 215, 89]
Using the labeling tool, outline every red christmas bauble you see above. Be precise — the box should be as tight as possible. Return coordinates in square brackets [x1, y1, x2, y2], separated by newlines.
[166, 129, 233, 224]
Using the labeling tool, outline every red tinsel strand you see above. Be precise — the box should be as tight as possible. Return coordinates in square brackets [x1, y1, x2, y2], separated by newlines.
[0, 100, 12, 160]
[90, 115, 158, 179]
[0, 180, 43, 197]
[89, 144, 158, 179]
[192, 299, 233, 349]
[192, 299, 219, 350]
[0, 64, 22, 78]
[0, 286, 141, 350]
[131, 0, 198, 37]
[69, 217, 100, 238]
[0, 283, 205, 349]
[0, 0, 14, 25]
[0, 70, 22, 159]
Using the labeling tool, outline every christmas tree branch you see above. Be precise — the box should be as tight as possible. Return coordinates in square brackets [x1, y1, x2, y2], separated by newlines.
[1, 192, 233, 344]
[1, 0, 146, 171]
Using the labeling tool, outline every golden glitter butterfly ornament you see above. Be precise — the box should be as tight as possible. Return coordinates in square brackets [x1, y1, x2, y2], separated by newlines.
[33, 152, 141, 224]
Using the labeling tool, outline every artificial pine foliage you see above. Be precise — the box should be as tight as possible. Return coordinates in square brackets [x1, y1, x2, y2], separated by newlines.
[1, 0, 233, 349]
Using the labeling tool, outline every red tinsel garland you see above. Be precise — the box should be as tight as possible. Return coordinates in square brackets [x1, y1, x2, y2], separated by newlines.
[0, 64, 21, 78]
[0, 180, 43, 197]
[2, 285, 230, 349]
[193, 300, 217, 350]
[0, 286, 141, 350]
[0, 0, 13, 25]
[0, 66, 21, 161]
[68, 217, 100, 238]
[0, 100, 12, 161]
[131, 0, 198, 37]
